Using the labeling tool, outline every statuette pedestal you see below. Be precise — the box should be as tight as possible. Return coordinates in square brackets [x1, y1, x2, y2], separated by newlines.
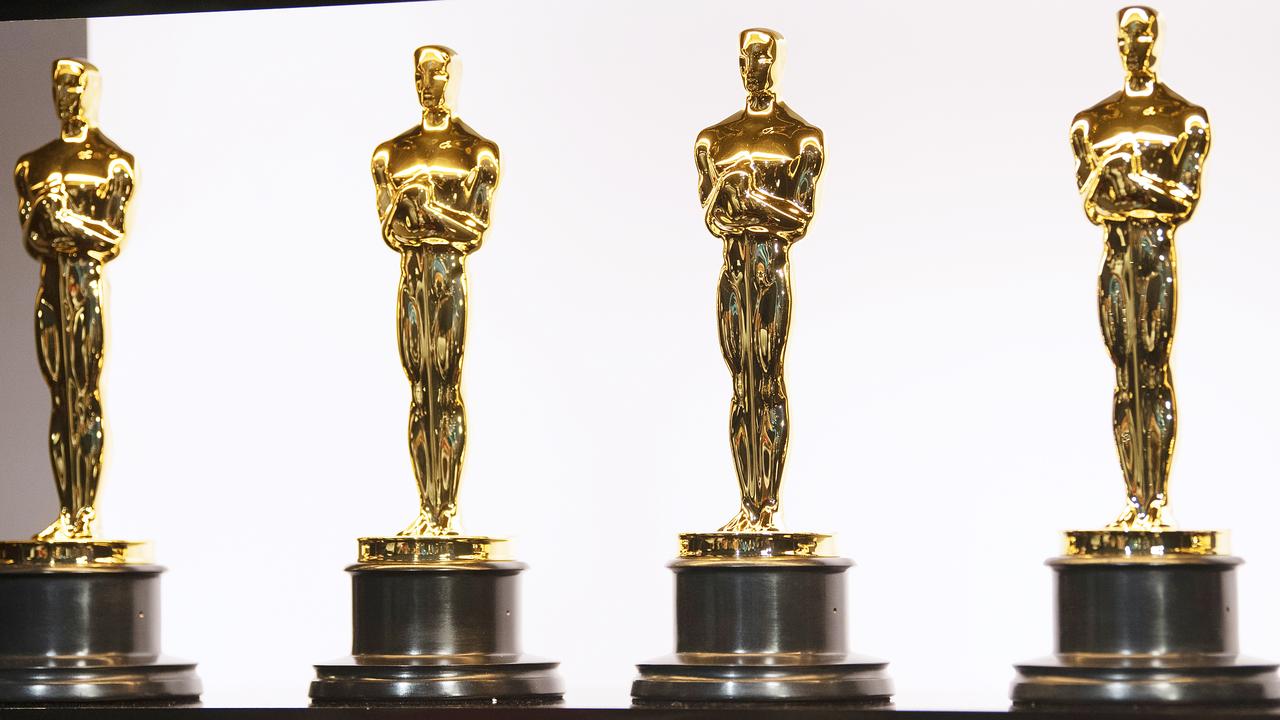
[310, 538, 562, 704]
[0, 549, 200, 705]
[633, 535, 892, 705]
[1013, 531, 1280, 706]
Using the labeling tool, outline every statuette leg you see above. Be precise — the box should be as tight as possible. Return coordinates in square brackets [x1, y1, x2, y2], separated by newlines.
[398, 246, 466, 536]
[32, 256, 106, 540]
[718, 234, 791, 532]
[1100, 220, 1176, 529]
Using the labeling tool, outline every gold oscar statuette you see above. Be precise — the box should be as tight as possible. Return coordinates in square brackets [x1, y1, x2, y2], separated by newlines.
[1065, 4, 1217, 559]
[690, 26, 826, 553]
[5, 58, 142, 567]
[633, 30, 892, 705]
[309, 47, 561, 704]
[1010, 9, 1280, 705]
[0, 58, 200, 704]
[362, 43, 503, 562]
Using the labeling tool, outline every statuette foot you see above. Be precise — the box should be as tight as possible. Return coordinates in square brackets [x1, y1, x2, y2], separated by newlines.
[33, 508, 96, 541]
[397, 510, 456, 538]
[718, 507, 776, 533]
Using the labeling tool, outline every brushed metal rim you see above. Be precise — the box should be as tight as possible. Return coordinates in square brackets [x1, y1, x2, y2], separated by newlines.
[0, 658, 201, 704]
[633, 654, 893, 703]
[1012, 553, 1280, 705]
[310, 655, 563, 702]
[1011, 657, 1280, 705]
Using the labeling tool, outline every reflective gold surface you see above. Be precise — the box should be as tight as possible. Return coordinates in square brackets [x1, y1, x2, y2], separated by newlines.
[0, 539, 151, 567]
[9, 58, 136, 558]
[371, 46, 500, 543]
[1063, 529, 1225, 561]
[1068, 7, 1216, 555]
[694, 29, 824, 542]
[679, 532, 833, 559]
[357, 535, 509, 564]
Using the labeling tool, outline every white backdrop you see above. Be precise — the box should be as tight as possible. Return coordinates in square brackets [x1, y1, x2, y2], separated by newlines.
[52, 0, 1280, 708]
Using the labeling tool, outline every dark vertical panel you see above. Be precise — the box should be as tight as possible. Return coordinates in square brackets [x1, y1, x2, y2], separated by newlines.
[1, 0, 430, 22]
[0, 19, 86, 538]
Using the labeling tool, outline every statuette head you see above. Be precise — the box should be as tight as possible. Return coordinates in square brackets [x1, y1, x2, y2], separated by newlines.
[1117, 6, 1158, 91]
[739, 28, 783, 98]
[414, 45, 458, 114]
[52, 58, 99, 135]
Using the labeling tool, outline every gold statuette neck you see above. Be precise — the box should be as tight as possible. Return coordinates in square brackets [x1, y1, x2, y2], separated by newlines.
[679, 532, 833, 559]
[358, 536, 510, 564]
[1062, 529, 1226, 562]
[0, 539, 151, 567]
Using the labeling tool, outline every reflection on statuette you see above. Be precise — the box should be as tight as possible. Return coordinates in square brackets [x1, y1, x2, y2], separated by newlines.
[371, 46, 500, 538]
[1070, 6, 1210, 533]
[696, 28, 824, 533]
[12, 58, 135, 544]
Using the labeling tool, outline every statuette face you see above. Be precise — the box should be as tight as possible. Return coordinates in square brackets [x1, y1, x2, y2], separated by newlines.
[12, 58, 135, 545]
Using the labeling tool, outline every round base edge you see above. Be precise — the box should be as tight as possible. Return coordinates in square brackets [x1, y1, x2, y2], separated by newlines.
[310, 655, 563, 703]
[1011, 656, 1280, 705]
[0, 657, 201, 704]
[633, 654, 892, 704]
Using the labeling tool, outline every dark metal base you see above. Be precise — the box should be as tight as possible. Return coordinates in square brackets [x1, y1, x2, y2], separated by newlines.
[1012, 555, 1280, 706]
[310, 560, 563, 704]
[311, 656, 563, 705]
[0, 663, 202, 707]
[0, 565, 201, 704]
[633, 556, 892, 704]
[633, 653, 893, 705]
[1013, 654, 1280, 707]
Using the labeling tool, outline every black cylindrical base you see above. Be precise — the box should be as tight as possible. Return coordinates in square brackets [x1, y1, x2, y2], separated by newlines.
[1012, 556, 1280, 706]
[633, 557, 892, 704]
[0, 565, 201, 704]
[310, 561, 563, 704]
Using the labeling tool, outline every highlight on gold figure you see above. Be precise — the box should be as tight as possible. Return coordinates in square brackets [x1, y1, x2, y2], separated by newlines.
[1068, 5, 1216, 556]
[3, 58, 144, 566]
[691, 28, 824, 550]
[366, 45, 501, 558]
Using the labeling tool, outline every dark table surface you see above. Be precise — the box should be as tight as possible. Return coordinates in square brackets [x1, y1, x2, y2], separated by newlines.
[1, 0, 429, 22]
[4, 708, 1280, 719]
